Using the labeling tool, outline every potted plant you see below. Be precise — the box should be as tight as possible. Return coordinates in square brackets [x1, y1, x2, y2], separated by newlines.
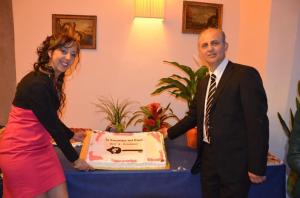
[130, 102, 179, 132]
[152, 60, 208, 148]
[277, 80, 300, 197]
[95, 97, 136, 132]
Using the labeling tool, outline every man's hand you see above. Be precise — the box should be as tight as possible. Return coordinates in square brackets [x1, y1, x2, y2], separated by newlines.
[248, 172, 266, 183]
[158, 127, 168, 139]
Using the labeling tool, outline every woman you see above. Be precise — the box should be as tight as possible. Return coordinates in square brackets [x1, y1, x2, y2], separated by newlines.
[0, 28, 93, 198]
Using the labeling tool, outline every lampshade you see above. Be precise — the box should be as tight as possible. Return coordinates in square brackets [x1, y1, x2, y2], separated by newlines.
[135, 0, 165, 19]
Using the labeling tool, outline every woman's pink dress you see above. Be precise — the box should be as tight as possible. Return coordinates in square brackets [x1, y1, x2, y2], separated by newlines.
[0, 106, 65, 198]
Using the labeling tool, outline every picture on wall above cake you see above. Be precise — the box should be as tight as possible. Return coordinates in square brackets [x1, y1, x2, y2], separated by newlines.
[182, 1, 223, 34]
[52, 14, 97, 49]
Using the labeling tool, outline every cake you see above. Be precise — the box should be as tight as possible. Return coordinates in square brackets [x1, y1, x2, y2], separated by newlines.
[80, 130, 169, 170]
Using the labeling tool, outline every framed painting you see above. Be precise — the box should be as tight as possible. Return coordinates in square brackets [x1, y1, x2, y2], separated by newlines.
[182, 1, 223, 34]
[52, 14, 97, 49]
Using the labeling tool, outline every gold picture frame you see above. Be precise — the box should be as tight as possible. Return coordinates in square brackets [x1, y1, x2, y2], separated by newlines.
[182, 1, 223, 34]
[52, 14, 97, 49]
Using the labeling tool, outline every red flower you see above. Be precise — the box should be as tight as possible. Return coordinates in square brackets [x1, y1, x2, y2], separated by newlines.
[144, 118, 156, 127]
[132, 102, 179, 132]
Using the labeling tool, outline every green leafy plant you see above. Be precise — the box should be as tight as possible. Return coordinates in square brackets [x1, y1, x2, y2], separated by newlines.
[131, 102, 179, 131]
[277, 80, 300, 197]
[95, 97, 136, 132]
[152, 60, 208, 110]
[278, 81, 300, 137]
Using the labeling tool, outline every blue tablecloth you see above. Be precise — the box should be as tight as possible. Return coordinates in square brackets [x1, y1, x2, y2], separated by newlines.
[56, 135, 286, 198]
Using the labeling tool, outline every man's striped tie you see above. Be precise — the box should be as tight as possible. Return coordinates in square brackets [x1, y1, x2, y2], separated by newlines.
[205, 74, 216, 143]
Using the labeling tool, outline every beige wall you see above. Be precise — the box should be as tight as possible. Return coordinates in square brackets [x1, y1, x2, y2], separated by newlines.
[265, 0, 300, 159]
[0, 0, 16, 125]
[11, 0, 242, 129]
[237, 0, 271, 78]
[11, 0, 300, 159]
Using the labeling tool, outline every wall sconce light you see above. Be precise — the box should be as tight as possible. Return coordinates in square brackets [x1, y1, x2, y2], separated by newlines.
[135, 0, 165, 19]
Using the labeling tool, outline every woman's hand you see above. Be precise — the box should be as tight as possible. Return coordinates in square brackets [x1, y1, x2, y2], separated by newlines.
[73, 159, 94, 171]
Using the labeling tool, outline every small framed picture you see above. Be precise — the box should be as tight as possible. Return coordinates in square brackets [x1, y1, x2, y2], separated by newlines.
[182, 1, 223, 34]
[52, 14, 97, 49]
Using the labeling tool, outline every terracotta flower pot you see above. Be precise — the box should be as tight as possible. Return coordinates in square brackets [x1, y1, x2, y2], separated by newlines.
[186, 128, 197, 149]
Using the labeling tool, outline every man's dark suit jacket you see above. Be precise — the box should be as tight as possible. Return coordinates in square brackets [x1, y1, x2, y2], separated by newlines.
[168, 61, 269, 182]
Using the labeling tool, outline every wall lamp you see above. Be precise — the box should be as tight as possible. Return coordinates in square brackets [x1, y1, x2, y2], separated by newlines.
[135, 0, 165, 19]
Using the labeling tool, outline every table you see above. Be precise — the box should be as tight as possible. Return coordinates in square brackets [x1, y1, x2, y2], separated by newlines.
[56, 135, 286, 198]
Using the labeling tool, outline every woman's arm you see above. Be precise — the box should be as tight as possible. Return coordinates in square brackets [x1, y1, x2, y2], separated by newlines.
[28, 81, 79, 162]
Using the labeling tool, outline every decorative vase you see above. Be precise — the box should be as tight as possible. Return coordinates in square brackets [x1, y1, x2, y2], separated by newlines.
[186, 128, 197, 149]
[105, 124, 124, 132]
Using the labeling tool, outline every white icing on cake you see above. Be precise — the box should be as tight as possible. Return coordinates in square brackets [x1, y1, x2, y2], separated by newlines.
[85, 131, 167, 169]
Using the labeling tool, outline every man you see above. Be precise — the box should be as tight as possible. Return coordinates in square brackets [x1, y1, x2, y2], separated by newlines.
[162, 28, 269, 198]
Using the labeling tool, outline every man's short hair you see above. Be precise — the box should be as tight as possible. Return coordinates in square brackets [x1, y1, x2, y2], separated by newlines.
[198, 27, 226, 43]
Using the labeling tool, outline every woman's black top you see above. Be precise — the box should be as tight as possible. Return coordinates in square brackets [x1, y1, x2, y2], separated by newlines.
[12, 71, 79, 162]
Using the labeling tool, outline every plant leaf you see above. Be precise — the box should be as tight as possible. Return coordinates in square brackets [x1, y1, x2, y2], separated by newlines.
[95, 97, 135, 131]
[290, 109, 295, 130]
[277, 112, 291, 137]
[298, 80, 300, 96]
[163, 60, 195, 78]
